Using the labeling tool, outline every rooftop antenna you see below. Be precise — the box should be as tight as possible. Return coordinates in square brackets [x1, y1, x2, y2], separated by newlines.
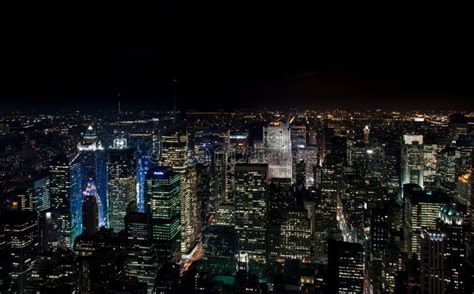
[117, 92, 121, 115]
[173, 76, 177, 123]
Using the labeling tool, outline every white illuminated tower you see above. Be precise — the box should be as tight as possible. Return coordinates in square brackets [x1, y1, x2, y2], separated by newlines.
[263, 122, 292, 180]
[401, 134, 424, 192]
[77, 125, 104, 152]
[363, 125, 370, 144]
[107, 138, 137, 232]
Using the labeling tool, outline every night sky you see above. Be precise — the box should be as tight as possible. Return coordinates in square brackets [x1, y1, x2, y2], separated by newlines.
[1, 9, 473, 112]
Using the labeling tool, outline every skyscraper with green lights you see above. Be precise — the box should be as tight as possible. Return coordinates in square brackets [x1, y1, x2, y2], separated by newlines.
[145, 166, 181, 262]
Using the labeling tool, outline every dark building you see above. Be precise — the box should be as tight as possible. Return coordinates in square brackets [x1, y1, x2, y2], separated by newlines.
[420, 229, 446, 294]
[74, 228, 127, 293]
[0, 225, 10, 292]
[295, 159, 306, 190]
[153, 262, 180, 294]
[40, 210, 65, 251]
[369, 206, 389, 291]
[27, 249, 78, 293]
[327, 239, 364, 294]
[83, 195, 99, 236]
[125, 210, 158, 291]
[89, 247, 126, 293]
[106, 278, 148, 294]
[203, 225, 235, 258]
[0, 211, 39, 293]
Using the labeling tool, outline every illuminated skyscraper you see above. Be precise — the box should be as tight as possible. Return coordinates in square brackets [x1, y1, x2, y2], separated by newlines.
[214, 147, 227, 202]
[455, 147, 472, 206]
[145, 166, 181, 262]
[107, 139, 136, 232]
[33, 175, 50, 212]
[69, 155, 83, 243]
[437, 203, 465, 293]
[77, 125, 107, 227]
[159, 130, 200, 258]
[423, 143, 439, 190]
[136, 153, 151, 213]
[227, 130, 249, 199]
[363, 125, 370, 144]
[279, 209, 312, 262]
[401, 134, 424, 193]
[438, 146, 460, 193]
[365, 143, 385, 183]
[403, 184, 450, 256]
[180, 166, 200, 258]
[235, 163, 268, 262]
[420, 229, 446, 294]
[49, 154, 82, 248]
[263, 122, 292, 180]
[159, 130, 188, 173]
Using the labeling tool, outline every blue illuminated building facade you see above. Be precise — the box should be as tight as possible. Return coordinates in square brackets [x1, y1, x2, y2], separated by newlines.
[48, 154, 83, 248]
[136, 153, 151, 213]
[69, 154, 83, 245]
[77, 126, 108, 227]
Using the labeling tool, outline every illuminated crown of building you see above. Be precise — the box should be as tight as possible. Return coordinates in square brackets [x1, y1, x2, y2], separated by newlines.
[112, 138, 127, 149]
[439, 203, 463, 225]
[77, 125, 104, 151]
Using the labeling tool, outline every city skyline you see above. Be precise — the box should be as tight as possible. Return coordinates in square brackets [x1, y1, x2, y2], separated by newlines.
[0, 24, 474, 292]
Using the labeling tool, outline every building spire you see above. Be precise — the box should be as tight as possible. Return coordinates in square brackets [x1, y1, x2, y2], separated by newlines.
[173, 76, 177, 123]
[117, 92, 121, 115]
